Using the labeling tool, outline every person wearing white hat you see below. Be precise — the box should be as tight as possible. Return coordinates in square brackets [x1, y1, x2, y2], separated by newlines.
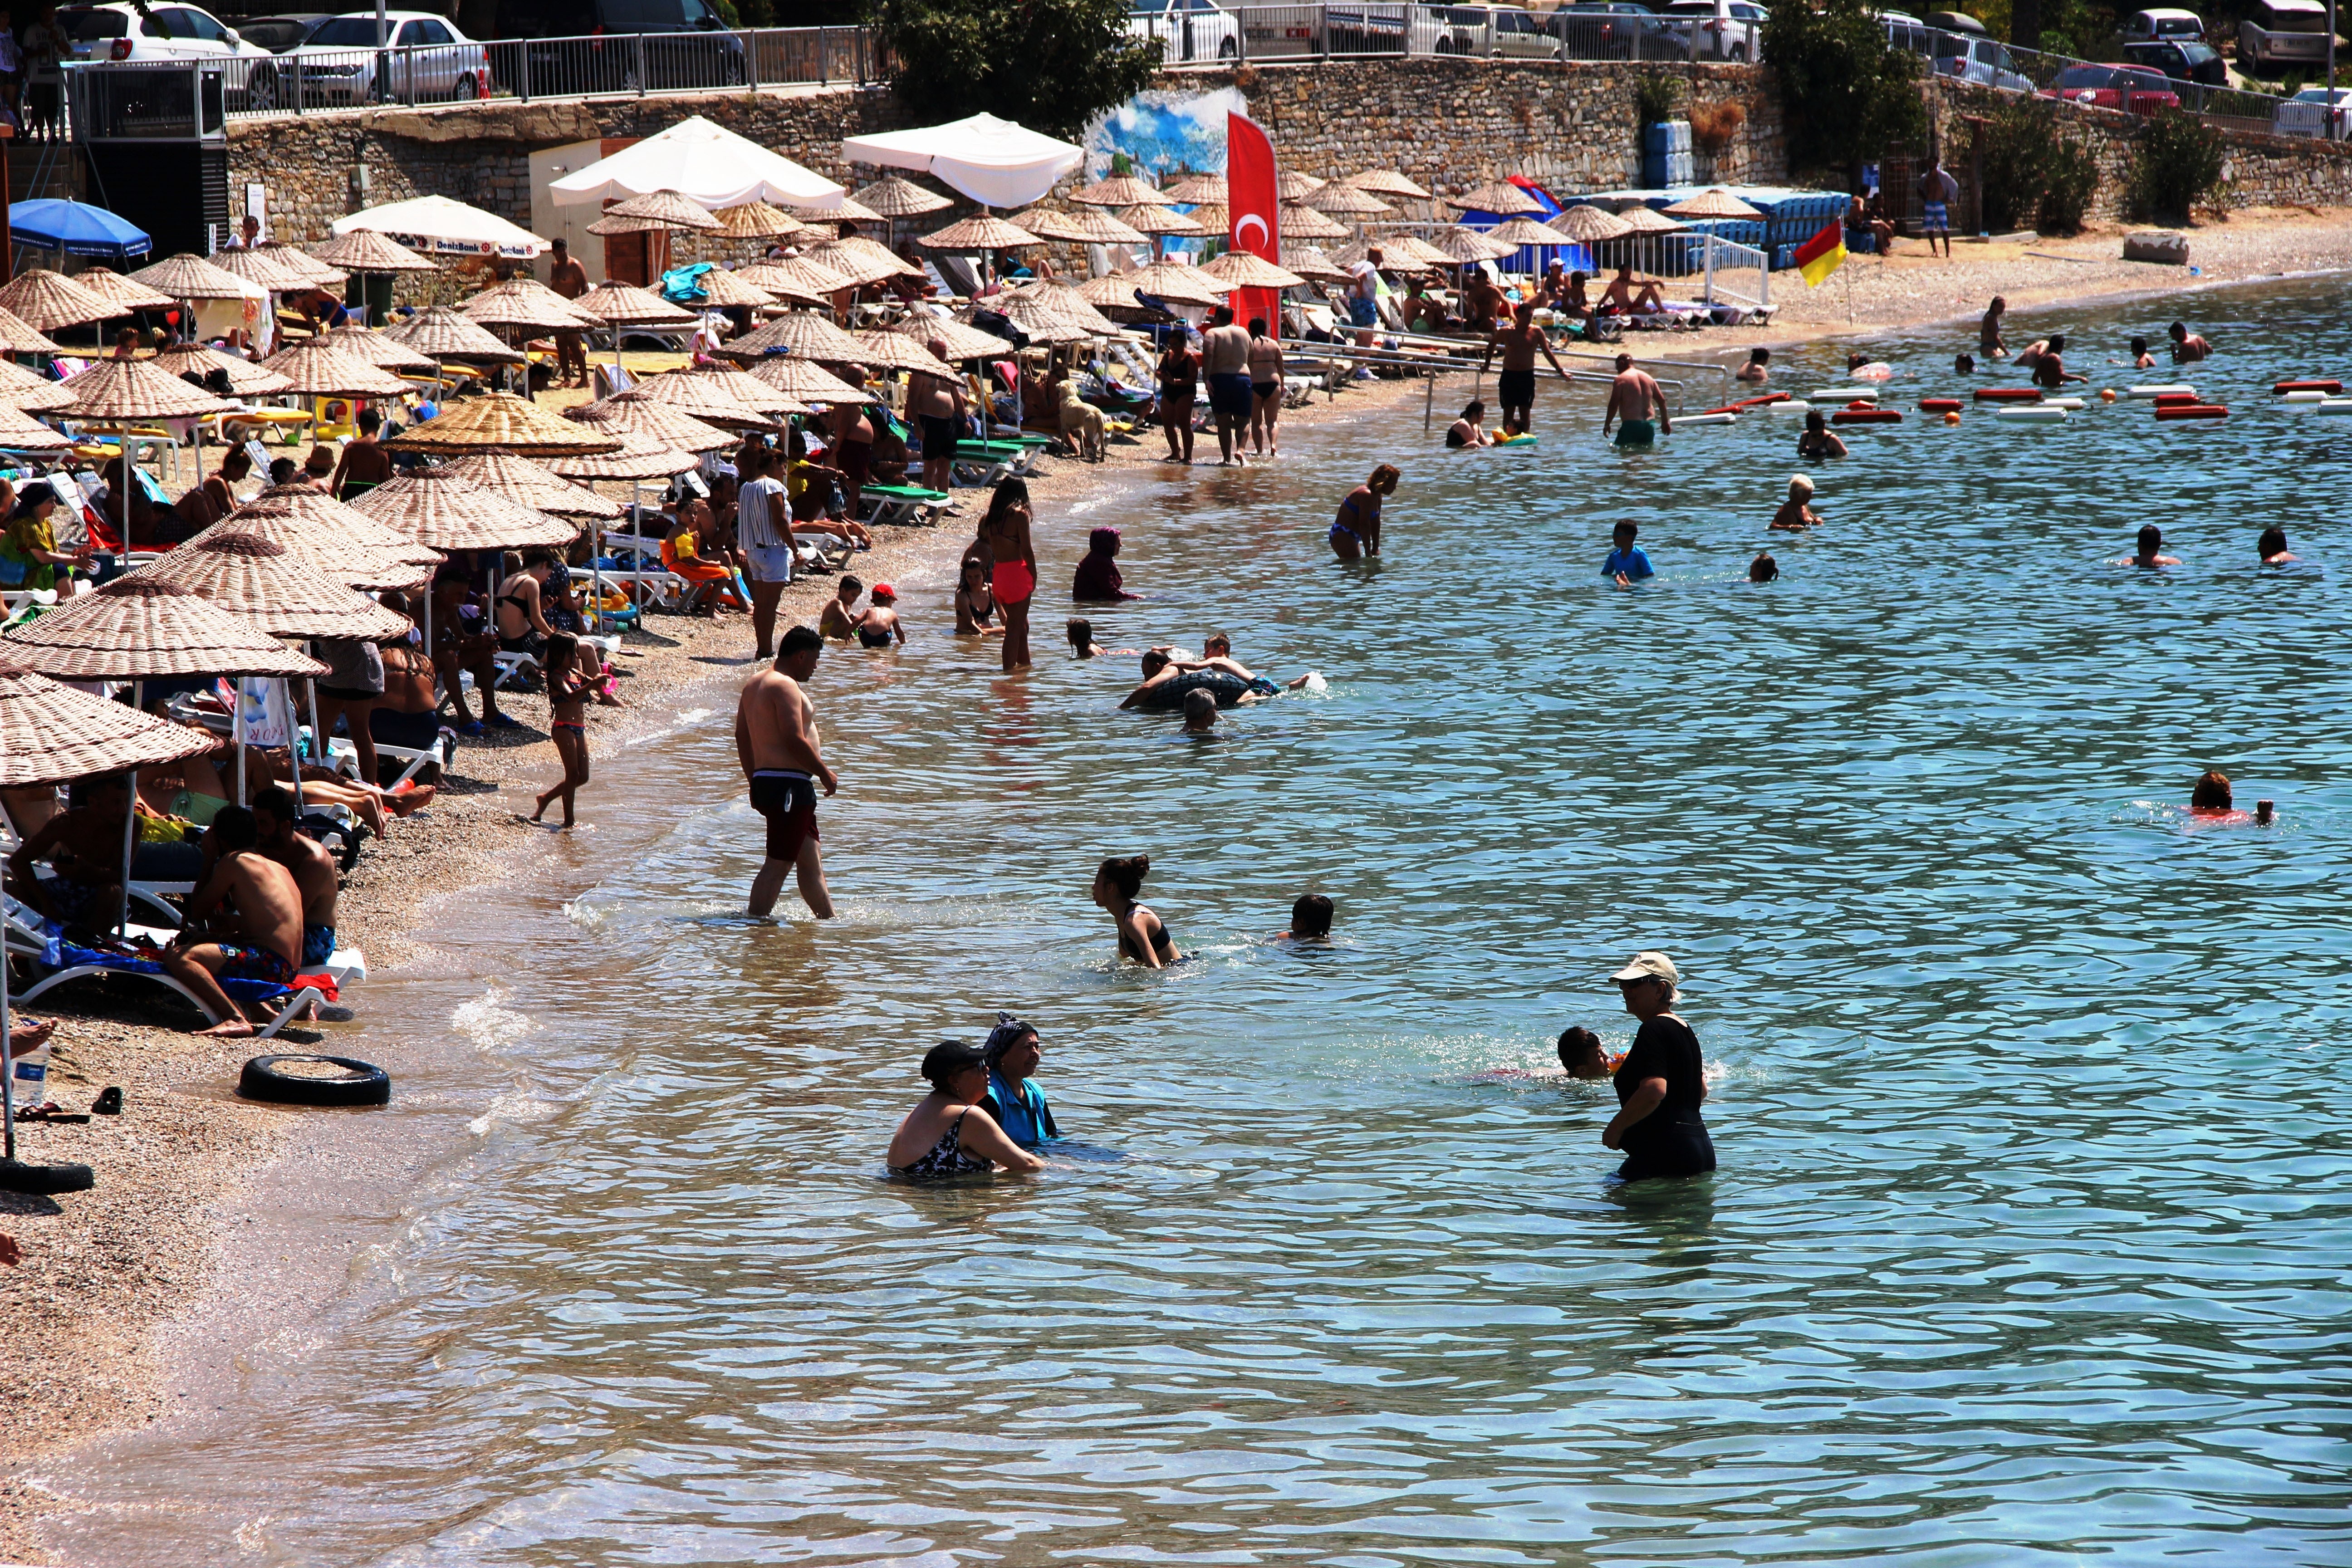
[1602, 951, 1715, 1182]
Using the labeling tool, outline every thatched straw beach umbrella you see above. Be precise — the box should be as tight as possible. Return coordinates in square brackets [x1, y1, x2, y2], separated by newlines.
[714, 202, 804, 241]
[234, 481, 448, 567]
[347, 470, 578, 554]
[0, 269, 119, 332]
[149, 342, 294, 397]
[59, 352, 238, 544]
[381, 305, 527, 368]
[259, 338, 415, 400]
[326, 323, 437, 376]
[384, 391, 623, 459]
[1073, 171, 1171, 208]
[1549, 205, 1637, 243]
[614, 371, 781, 432]
[69, 268, 173, 313]
[0, 404, 70, 451]
[691, 269, 776, 312]
[441, 451, 623, 521]
[734, 257, 847, 307]
[1448, 180, 1543, 217]
[574, 395, 736, 453]
[742, 353, 869, 408]
[1663, 188, 1766, 220]
[717, 309, 871, 367]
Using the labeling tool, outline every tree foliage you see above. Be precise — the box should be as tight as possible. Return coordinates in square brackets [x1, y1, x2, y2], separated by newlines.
[876, 0, 1162, 140]
[1980, 99, 2101, 234]
[1760, 0, 1928, 175]
[2129, 108, 2227, 223]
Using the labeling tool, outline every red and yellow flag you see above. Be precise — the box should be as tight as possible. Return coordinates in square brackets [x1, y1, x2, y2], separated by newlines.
[1793, 220, 1846, 288]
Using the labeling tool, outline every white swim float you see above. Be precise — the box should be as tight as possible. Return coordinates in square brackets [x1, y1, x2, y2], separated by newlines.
[2127, 384, 2195, 399]
[1995, 406, 2069, 423]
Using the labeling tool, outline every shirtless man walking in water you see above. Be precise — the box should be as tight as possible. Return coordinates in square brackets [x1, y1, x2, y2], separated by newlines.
[1602, 352, 1672, 447]
[1481, 300, 1572, 432]
[736, 624, 837, 919]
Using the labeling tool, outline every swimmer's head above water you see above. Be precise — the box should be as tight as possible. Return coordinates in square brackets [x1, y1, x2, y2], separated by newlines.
[1557, 1027, 1610, 1079]
[2191, 769, 2233, 811]
[1068, 617, 1094, 656]
[1749, 551, 1778, 582]
[1181, 688, 1218, 733]
[1289, 894, 1333, 940]
[1955, 353, 1975, 374]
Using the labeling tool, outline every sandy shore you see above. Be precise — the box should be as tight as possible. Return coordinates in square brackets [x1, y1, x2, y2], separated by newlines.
[6, 207, 2348, 1550]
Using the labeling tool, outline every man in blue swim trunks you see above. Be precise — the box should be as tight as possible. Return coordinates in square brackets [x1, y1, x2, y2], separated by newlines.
[162, 806, 305, 1037]
[1917, 157, 1957, 259]
[1200, 305, 1255, 467]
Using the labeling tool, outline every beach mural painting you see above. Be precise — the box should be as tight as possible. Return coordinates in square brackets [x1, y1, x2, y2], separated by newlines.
[1086, 84, 1245, 198]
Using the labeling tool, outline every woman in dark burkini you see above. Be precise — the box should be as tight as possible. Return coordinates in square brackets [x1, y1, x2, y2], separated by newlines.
[976, 1012, 1060, 1149]
[1092, 854, 1178, 969]
[1072, 525, 1139, 602]
[1330, 464, 1399, 561]
[1157, 328, 1199, 464]
[887, 1040, 1046, 1181]
[979, 478, 1037, 671]
[1601, 951, 1715, 1182]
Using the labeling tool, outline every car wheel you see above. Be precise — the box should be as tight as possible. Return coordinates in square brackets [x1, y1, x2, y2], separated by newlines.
[246, 64, 277, 112]
[1219, 38, 1237, 59]
[1728, 44, 1747, 62]
[452, 71, 477, 101]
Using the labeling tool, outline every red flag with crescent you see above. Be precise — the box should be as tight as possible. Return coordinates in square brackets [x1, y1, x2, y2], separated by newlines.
[1226, 110, 1281, 338]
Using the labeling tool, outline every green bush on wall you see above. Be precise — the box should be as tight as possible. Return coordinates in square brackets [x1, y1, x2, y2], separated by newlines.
[1980, 99, 2102, 235]
[2129, 108, 2227, 225]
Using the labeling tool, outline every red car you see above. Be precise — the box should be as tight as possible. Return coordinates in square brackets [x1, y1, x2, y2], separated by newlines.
[2040, 63, 2182, 113]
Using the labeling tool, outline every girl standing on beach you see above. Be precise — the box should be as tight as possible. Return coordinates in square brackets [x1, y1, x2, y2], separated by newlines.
[529, 635, 590, 830]
[980, 479, 1037, 671]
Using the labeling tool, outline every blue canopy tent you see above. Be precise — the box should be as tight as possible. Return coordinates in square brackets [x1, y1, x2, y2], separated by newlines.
[9, 200, 153, 265]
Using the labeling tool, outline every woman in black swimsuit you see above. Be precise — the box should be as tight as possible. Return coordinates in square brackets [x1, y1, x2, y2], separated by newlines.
[1157, 331, 1199, 465]
[953, 557, 999, 637]
[1601, 950, 1716, 1183]
[886, 1040, 1047, 1181]
[1092, 853, 1179, 969]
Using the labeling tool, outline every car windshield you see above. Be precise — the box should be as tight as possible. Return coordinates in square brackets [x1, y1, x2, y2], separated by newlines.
[2261, 4, 2328, 29]
[2056, 64, 2114, 86]
[2118, 69, 2171, 89]
[56, 9, 129, 39]
[308, 16, 394, 44]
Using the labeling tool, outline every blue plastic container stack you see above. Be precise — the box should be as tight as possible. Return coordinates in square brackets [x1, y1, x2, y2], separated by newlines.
[1642, 121, 1693, 189]
[1753, 191, 1852, 269]
[1686, 217, 1767, 249]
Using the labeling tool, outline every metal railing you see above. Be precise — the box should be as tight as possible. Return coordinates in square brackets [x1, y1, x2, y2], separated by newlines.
[1133, 2, 1718, 64]
[64, 24, 881, 127]
[1894, 27, 2317, 140]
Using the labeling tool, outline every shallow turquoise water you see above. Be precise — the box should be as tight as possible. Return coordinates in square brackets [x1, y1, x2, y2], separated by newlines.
[56, 276, 2352, 1565]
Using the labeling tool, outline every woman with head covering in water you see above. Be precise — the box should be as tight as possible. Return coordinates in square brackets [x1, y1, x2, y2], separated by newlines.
[1073, 526, 1138, 602]
[887, 1040, 1047, 1181]
[976, 1012, 1061, 1149]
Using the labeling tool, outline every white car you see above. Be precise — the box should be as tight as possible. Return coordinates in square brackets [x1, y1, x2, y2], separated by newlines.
[2240, 0, 2335, 72]
[1663, 0, 1766, 62]
[54, 3, 285, 109]
[1934, 31, 2034, 91]
[1419, 5, 1566, 59]
[2275, 83, 2352, 136]
[292, 11, 491, 104]
[1127, 0, 1240, 63]
[2122, 7, 2206, 41]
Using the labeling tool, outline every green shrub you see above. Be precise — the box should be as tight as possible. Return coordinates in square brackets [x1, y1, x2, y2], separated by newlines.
[1634, 70, 1681, 130]
[876, 0, 1161, 139]
[1980, 100, 2103, 234]
[1760, 0, 1927, 174]
[2129, 108, 2227, 223]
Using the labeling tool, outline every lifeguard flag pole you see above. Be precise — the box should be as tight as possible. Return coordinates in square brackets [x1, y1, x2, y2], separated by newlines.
[1226, 111, 1281, 334]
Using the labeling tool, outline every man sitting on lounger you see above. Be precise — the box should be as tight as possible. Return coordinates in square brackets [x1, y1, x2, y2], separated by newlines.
[161, 806, 306, 1038]
[250, 785, 341, 972]
[1599, 265, 1666, 316]
[5, 772, 132, 936]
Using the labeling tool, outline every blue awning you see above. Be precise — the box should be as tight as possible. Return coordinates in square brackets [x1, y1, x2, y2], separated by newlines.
[9, 200, 153, 262]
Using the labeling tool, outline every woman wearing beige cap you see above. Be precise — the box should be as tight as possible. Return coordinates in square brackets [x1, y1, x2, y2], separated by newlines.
[1602, 951, 1715, 1182]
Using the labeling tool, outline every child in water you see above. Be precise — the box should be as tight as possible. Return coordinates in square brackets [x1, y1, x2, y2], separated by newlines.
[2129, 335, 2156, 370]
[1280, 893, 1334, 942]
[819, 577, 863, 640]
[529, 635, 590, 829]
[1093, 854, 1179, 968]
[1181, 688, 1218, 734]
[1771, 475, 1823, 531]
[1558, 1027, 1624, 1080]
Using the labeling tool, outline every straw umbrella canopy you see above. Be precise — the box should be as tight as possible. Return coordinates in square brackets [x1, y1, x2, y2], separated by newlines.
[1078, 262, 1231, 310]
[692, 270, 775, 311]
[122, 532, 412, 641]
[0, 358, 77, 412]
[1304, 181, 1392, 217]
[1120, 204, 1205, 237]
[1386, 235, 1463, 270]
[1003, 280, 1122, 337]
[206, 245, 317, 294]
[1484, 215, 1577, 248]
[1549, 204, 1637, 243]
[59, 355, 239, 422]
[1274, 169, 1325, 201]
[852, 330, 955, 375]
[1015, 205, 1149, 247]
[1350, 169, 1431, 200]
[1161, 174, 1226, 204]
[0, 659, 222, 784]
[1448, 180, 1543, 216]
[69, 268, 174, 313]
[735, 257, 848, 304]
[384, 391, 623, 458]
[381, 305, 527, 364]
[148, 343, 295, 397]
[440, 451, 623, 520]
[462, 278, 601, 331]
[1664, 188, 1767, 220]
[326, 322, 437, 375]
[717, 309, 871, 366]
[1615, 205, 1689, 234]
[258, 339, 415, 398]
[1073, 172, 1171, 208]
[1429, 225, 1519, 264]
[0, 404, 70, 451]
[616, 371, 781, 431]
[897, 313, 1026, 362]
[1279, 245, 1353, 285]
[0, 269, 119, 330]
[347, 470, 580, 553]
[0, 306, 65, 358]
[974, 295, 1088, 347]
[546, 417, 697, 484]
[574, 396, 735, 453]
[919, 213, 1042, 252]
[234, 482, 446, 566]
[744, 353, 871, 407]
[715, 202, 805, 240]
[127, 253, 255, 303]
[1277, 203, 1349, 242]
[852, 174, 953, 218]
[1197, 250, 1306, 290]
[255, 241, 348, 290]
[686, 363, 807, 417]
[307, 228, 440, 275]
[797, 196, 885, 227]
[1, 578, 326, 681]
[185, 510, 431, 593]
[584, 188, 722, 236]
[804, 235, 922, 284]
[571, 281, 699, 329]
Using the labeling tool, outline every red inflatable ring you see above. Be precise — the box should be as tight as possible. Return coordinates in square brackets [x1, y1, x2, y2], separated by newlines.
[1920, 397, 1962, 412]
[2274, 379, 2342, 394]
[2154, 403, 2228, 420]
[1833, 408, 1904, 424]
[1973, 387, 2044, 402]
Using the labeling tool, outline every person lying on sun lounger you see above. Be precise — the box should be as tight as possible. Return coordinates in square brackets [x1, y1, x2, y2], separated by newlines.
[1598, 265, 1666, 316]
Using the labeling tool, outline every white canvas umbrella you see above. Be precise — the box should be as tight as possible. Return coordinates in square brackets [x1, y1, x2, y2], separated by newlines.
[551, 114, 847, 211]
[841, 113, 1085, 210]
[333, 196, 549, 259]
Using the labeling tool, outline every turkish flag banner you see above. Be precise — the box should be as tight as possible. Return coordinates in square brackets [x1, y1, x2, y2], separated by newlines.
[1226, 110, 1281, 337]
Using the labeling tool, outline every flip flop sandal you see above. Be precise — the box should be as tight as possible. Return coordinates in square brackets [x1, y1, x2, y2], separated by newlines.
[91, 1088, 122, 1116]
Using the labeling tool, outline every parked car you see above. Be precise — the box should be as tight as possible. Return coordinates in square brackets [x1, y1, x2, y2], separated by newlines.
[1420, 4, 1566, 57]
[1934, 30, 2033, 91]
[2039, 62, 2182, 113]
[1554, 3, 1681, 60]
[1127, 0, 1240, 63]
[2122, 8, 2205, 42]
[2120, 37, 2228, 85]
[2239, 0, 2335, 73]
[1662, 0, 1766, 62]
[1923, 9, 1988, 35]
[293, 11, 490, 103]
[232, 12, 329, 53]
[490, 0, 746, 93]
[2275, 83, 2352, 135]
[54, 3, 284, 109]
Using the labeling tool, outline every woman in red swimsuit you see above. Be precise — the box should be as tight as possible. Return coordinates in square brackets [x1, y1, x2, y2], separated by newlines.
[980, 478, 1037, 671]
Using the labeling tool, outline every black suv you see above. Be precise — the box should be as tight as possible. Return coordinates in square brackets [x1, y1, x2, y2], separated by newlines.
[490, 0, 746, 95]
[2122, 38, 2229, 86]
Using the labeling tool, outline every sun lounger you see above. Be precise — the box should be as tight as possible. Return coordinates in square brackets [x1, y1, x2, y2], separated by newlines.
[4, 897, 358, 1035]
[859, 484, 950, 528]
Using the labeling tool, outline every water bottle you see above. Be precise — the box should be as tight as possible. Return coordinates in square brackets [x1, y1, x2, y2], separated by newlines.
[9, 1040, 50, 1109]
